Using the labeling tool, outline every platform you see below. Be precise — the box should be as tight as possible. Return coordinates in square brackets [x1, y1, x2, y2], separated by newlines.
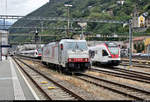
[0, 56, 39, 100]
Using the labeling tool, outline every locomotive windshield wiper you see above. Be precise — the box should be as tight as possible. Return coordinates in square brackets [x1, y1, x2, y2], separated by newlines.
[76, 43, 83, 51]
[79, 47, 83, 51]
[71, 42, 83, 52]
[72, 47, 76, 52]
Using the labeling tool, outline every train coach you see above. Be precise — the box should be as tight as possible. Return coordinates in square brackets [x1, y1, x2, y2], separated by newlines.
[19, 49, 42, 59]
[42, 39, 91, 73]
[89, 42, 121, 66]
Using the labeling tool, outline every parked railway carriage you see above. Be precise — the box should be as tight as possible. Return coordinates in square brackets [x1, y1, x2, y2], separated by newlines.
[42, 39, 91, 73]
[19, 49, 42, 59]
[89, 42, 121, 66]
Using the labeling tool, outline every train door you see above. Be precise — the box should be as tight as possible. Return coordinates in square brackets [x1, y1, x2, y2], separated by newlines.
[94, 49, 99, 61]
[98, 48, 102, 61]
[58, 43, 63, 65]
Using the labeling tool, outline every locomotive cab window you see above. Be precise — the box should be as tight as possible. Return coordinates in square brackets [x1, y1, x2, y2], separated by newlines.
[102, 50, 108, 56]
[67, 42, 88, 50]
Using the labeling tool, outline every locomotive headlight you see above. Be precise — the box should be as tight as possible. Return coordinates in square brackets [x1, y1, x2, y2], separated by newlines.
[85, 58, 88, 62]
[68, 58, 72, 62]
[68, 58, 74, 62]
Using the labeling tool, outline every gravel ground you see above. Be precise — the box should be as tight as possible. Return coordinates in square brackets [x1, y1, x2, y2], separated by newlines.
[22, 60, 136, 100]
[86, 70, 150, 92]
[128, 66, 150, 73]
[18, 60, 77, 100]
[18, 61, 48, 100]
[121, 58, 150, 73]
[21, 60, 102, 100]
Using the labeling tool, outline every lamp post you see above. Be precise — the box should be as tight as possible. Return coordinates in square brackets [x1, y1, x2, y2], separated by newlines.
[129, 19, 133, 67]
[64, 4, 72, 38]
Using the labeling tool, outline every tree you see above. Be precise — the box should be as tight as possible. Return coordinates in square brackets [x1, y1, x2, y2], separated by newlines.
[134, 43, 137, 51]
[135, 42, 145, 53]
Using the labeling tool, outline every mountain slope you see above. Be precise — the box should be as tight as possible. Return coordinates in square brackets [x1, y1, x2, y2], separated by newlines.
[9, 0, 150, 42]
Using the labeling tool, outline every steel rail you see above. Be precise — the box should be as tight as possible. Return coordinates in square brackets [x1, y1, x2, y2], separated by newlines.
[76, 73, 150, 100]
[15, 57, 85, 100]
[12, 57, 52, 100]
[91, 67, 150, 84]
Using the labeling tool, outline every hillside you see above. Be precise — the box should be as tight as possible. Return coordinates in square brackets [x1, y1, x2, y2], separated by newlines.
[9, 0, 150, 42]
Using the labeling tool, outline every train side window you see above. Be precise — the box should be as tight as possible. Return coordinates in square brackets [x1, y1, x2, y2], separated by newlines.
[102, 50, 108, 56]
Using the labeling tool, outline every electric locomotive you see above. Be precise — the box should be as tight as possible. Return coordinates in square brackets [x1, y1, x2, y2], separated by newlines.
[42, 39, 91, 73]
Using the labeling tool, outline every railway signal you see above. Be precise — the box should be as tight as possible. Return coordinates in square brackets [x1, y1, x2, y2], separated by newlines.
[34, 30, 40, 49]
[35, 30, 39, 43]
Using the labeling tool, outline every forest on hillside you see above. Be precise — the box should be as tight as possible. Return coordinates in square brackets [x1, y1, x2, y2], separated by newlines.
[9, 0, 150, 43]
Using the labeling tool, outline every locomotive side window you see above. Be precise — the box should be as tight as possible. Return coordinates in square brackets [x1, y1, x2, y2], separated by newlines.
[102, 50, 108, 56]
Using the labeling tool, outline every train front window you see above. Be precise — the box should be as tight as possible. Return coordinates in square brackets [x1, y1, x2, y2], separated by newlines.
[108, 47, 119, 55]
[38, 49, 42, 53]
[77, 42, 88, 50]
[67, 42, 76, 50]
[67, 42, 88, 50]
[102, 50, 108, 56]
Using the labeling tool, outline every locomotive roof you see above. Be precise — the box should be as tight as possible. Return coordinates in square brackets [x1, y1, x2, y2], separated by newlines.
[105, 42, 118, 47]
[45, 39, 87, 46]
[88, 42, 118, 49]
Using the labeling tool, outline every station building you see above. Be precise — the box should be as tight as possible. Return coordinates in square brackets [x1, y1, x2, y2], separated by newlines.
[123, 36, 150, 54]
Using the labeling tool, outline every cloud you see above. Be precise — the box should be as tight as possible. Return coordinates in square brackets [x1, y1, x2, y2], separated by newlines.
[0, 0, 49, 16]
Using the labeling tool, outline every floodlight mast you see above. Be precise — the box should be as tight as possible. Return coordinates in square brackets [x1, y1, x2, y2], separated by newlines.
[64, 4, 72, 38]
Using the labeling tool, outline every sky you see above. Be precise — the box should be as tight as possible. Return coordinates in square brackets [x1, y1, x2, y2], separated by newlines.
[0, 0, 49, 16]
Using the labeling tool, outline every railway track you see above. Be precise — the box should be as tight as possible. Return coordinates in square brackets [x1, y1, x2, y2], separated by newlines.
[120, 62, 150, 68]
[16, 56, 150, 84]
[13, 57, 84, 100]
[91, 66, 150, 84]
[113, 66, 150, 77]
[15, 55, 41, 62]
[75, 73, 150, 100]
[14, 56, 150, 100]
[121, 58, 150, 67]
